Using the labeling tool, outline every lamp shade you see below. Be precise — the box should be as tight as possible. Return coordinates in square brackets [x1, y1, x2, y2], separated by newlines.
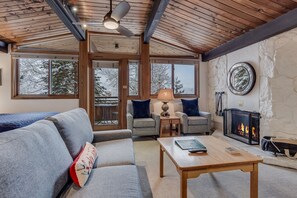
[157, 89, 174, 102]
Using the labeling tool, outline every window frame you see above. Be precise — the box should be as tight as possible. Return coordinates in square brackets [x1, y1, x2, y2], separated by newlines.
[150, 61, 199, 98]
[12, 58, 79, 99]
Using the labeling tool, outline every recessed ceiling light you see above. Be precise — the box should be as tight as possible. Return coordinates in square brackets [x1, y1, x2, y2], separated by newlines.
[72, 7, 78, 12]
[83, 24, 87, 28]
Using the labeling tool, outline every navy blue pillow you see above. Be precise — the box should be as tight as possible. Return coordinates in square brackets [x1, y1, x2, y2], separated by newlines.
[181, 98, 200, 116]
[132, 99, 151, 118]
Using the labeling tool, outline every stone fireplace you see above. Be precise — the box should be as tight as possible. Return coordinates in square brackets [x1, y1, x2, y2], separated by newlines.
[223, 109, 260, 145]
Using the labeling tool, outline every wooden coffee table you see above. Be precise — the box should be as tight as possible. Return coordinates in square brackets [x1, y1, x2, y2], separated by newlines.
[158, 136, 263, 198]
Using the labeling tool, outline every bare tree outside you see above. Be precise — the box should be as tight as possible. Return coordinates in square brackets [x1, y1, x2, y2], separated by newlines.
[151, 63, 172, 94]
[129, 62, 139, 96]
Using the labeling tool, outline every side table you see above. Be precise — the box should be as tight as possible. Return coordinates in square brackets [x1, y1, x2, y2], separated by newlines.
[159, 116, 181, 137]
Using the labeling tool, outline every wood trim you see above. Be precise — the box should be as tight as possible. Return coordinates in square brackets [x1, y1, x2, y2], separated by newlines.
[78, 39, 89, 111]
[16, 33, 74, 47]
[45, 0, 86, 41]
[151, 37, 199, 55]
[12, 95, 78, 99]
[89, 59, 95, 129]
[11, 58, 18, 98]
[89, 52, 140, 60]
[88, 31, 141, 38]
[12, 50, 78, 56]
[120, 59, 128, 129]
[144, 0, 170, 43]
[140, 34, 150, 99]
[196, 63, 200, 98]
[202, 7, 297, 61]
[121, 60, 127, 128]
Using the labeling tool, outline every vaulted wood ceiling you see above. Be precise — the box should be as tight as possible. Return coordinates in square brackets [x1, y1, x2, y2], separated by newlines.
[0, 0, 69, 43]
[2, 0, 297, 54]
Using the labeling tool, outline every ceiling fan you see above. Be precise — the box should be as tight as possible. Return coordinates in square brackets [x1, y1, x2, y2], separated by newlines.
[73, 0, 134, 37]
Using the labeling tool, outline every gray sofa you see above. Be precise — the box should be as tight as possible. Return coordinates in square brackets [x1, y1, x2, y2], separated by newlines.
[175, 100, 211, 134]
[0, 108, 151, 198]
[126, 100, 160, 137]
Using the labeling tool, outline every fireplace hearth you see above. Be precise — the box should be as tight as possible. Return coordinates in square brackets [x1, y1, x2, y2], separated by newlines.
[223, 109, 260, 145]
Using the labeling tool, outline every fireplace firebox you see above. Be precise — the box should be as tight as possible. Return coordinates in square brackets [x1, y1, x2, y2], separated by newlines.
[223, 109, 260, 145]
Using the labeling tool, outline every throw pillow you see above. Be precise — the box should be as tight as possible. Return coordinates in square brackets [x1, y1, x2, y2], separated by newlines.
[69, 142, 97, 187]
[181, 98, 200, 116]
[132, 99, 151, 118]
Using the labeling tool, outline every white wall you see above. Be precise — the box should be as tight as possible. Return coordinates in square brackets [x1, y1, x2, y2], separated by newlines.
[226, 43, 260, 111]
[199, 59, 209, 112]
[0, 49, 79, 113]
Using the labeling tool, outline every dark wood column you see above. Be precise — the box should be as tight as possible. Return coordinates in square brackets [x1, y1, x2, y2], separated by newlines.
[78, 32, 89, 111]
[140, 34, 150, 99]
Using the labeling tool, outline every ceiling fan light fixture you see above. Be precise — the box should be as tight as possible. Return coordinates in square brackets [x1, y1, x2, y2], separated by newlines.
[103, 18, 119, 30]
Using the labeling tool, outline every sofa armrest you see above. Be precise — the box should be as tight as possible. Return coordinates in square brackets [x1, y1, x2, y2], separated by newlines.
[175, 111, 188, 133]
[199, 111, 211, 132]
[151, 112, 160, 134]
[126, 113, 133, 131]
[93, 129, 132, 143]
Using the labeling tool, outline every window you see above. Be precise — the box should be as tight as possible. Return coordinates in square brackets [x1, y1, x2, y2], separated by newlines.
[174, 64, 195, 94]
[128, 61, 139, 96]
[151, 63, 172, 94]
[151, 62, 197, 96]
[15, 58, 78, 97]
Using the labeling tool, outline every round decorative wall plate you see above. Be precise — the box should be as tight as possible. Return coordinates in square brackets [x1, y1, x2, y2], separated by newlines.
[227, 62, 256, 95]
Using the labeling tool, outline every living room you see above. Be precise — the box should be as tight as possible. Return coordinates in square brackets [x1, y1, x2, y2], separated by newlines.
[0, 0, 297, 198]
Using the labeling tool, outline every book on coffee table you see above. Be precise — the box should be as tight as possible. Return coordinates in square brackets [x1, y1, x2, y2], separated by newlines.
[175, 139, 206, 150]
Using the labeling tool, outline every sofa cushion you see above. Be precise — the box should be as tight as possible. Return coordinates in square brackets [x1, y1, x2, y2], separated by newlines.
[132, 99, 151, 118]
[93, 138, 135, 168]
[70, 142, 97, 187]
[47, 108, 94, 159]
[181, 98, 200, 116]
[133, 118, 155, 128]
[188, 116, 208, 125]
[0, 120, 73, 198]
[62, 165, 143, 198]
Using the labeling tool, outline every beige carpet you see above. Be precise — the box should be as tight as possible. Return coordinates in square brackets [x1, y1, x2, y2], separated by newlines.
[134, 137, 297, 198]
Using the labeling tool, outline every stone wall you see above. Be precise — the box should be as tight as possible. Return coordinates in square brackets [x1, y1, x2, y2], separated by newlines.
[208, 56, 228, 129]
[259, 28, 297, 138]
[208, 27, 297, 139]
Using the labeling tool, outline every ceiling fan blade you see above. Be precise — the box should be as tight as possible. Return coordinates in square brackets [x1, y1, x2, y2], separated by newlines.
[116, 25, 134, 37]
[111, 1, 130, 21]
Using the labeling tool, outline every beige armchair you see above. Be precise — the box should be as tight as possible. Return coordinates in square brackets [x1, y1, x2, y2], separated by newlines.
[126, 100, 160, 137]
[174, 100, 211, 135]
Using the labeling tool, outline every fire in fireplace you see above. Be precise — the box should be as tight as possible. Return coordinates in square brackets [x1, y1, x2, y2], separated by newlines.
[223, 109, 260, 145]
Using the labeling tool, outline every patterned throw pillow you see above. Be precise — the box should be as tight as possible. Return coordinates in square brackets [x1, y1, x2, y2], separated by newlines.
[69, 142, 97, 187]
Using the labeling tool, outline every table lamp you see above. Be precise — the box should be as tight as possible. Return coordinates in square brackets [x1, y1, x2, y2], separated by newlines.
[157, 88, 174, 117]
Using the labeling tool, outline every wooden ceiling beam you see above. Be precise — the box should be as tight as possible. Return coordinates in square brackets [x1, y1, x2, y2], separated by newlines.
[202, 7, 297, 62]
[45, 0, 85, 41]
[0, 40, 8, 53]
[143, 0, 170, 43]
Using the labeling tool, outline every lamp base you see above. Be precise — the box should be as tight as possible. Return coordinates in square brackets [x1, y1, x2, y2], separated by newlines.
[161, 102, 170, 117]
